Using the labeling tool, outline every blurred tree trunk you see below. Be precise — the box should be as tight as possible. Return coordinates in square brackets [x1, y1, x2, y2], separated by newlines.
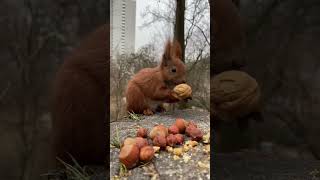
[174, 0, 188, 109]
[174, 0, 185, 63]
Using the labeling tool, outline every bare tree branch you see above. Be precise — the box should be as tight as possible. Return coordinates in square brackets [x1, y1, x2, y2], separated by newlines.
[187, 46, 205, 73]
[141, 8, 175, 28]
[185, 18, 210, 46]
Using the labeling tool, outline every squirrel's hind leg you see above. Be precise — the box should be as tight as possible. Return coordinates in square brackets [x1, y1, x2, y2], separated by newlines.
[126, 83, 153, 115]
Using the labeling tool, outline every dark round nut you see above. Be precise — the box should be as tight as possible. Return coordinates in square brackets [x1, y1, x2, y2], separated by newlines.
[149, 125, 168, 139]
[166, 134, 177, 147]
[137, 128, 148, 138]
[175, 134, 184, 145]
[119, 144, 140, 169]
[168, 124, 179, 134]
[153, 135, 167, 149]
[135, 137, 148, 149]
[139, 146, 155, 162]
[175, 118, 187, 133]
[186, 126, 203, 141]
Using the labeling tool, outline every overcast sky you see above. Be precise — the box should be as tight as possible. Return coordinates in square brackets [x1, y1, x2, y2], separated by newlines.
[134, 0, 209, 57]
[134, 0, 172, 54]
[135, 0, 150, 51]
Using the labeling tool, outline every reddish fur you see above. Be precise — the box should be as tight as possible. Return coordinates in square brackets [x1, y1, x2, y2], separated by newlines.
[126, 40, 186, 115]
[232, 0, 240, 8]
[212, 0, 246, 74]
[50, 24, 108, 167]
[213, 0, 245, 51]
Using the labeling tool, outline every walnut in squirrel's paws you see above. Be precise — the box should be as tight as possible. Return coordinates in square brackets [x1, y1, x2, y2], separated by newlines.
[173, 83, 192, 100]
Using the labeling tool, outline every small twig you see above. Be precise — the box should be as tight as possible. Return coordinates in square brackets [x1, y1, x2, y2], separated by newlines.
[185, 18, 210, 46]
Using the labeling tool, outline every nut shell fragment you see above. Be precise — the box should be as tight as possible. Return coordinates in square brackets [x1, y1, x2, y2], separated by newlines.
[173, 148, 183, 156]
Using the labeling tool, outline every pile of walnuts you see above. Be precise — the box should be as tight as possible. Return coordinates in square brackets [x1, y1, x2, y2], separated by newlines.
[118, 118, 205, 169]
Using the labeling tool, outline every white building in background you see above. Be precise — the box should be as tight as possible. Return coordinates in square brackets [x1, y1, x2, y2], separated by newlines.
[111, 0, 136, 55]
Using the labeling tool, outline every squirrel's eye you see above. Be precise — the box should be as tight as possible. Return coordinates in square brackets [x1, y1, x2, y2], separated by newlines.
[171, 68, 176, 73]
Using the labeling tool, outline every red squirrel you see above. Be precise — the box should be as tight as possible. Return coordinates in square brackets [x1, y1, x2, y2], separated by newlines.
[50, 24, 108, 167]
[125, 40, 186, 115]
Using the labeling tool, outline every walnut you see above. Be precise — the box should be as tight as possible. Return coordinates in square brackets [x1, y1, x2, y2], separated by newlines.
[173, 83, 192, 99]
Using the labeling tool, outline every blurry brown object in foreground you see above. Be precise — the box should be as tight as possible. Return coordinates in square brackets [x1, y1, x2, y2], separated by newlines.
[50, 24, 109, 167]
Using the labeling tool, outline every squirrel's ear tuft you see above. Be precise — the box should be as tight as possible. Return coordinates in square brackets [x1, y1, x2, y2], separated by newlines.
[173, 40, 182, 60]
[161, 40, 172, 66]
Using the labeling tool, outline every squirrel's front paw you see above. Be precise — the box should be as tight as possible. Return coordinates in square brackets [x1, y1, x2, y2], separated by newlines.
[171, 91, 183, 101]
[143, 109, 154, 116]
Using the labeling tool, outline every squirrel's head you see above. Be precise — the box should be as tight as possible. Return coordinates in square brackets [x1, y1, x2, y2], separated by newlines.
[160, 40, 186, 87]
